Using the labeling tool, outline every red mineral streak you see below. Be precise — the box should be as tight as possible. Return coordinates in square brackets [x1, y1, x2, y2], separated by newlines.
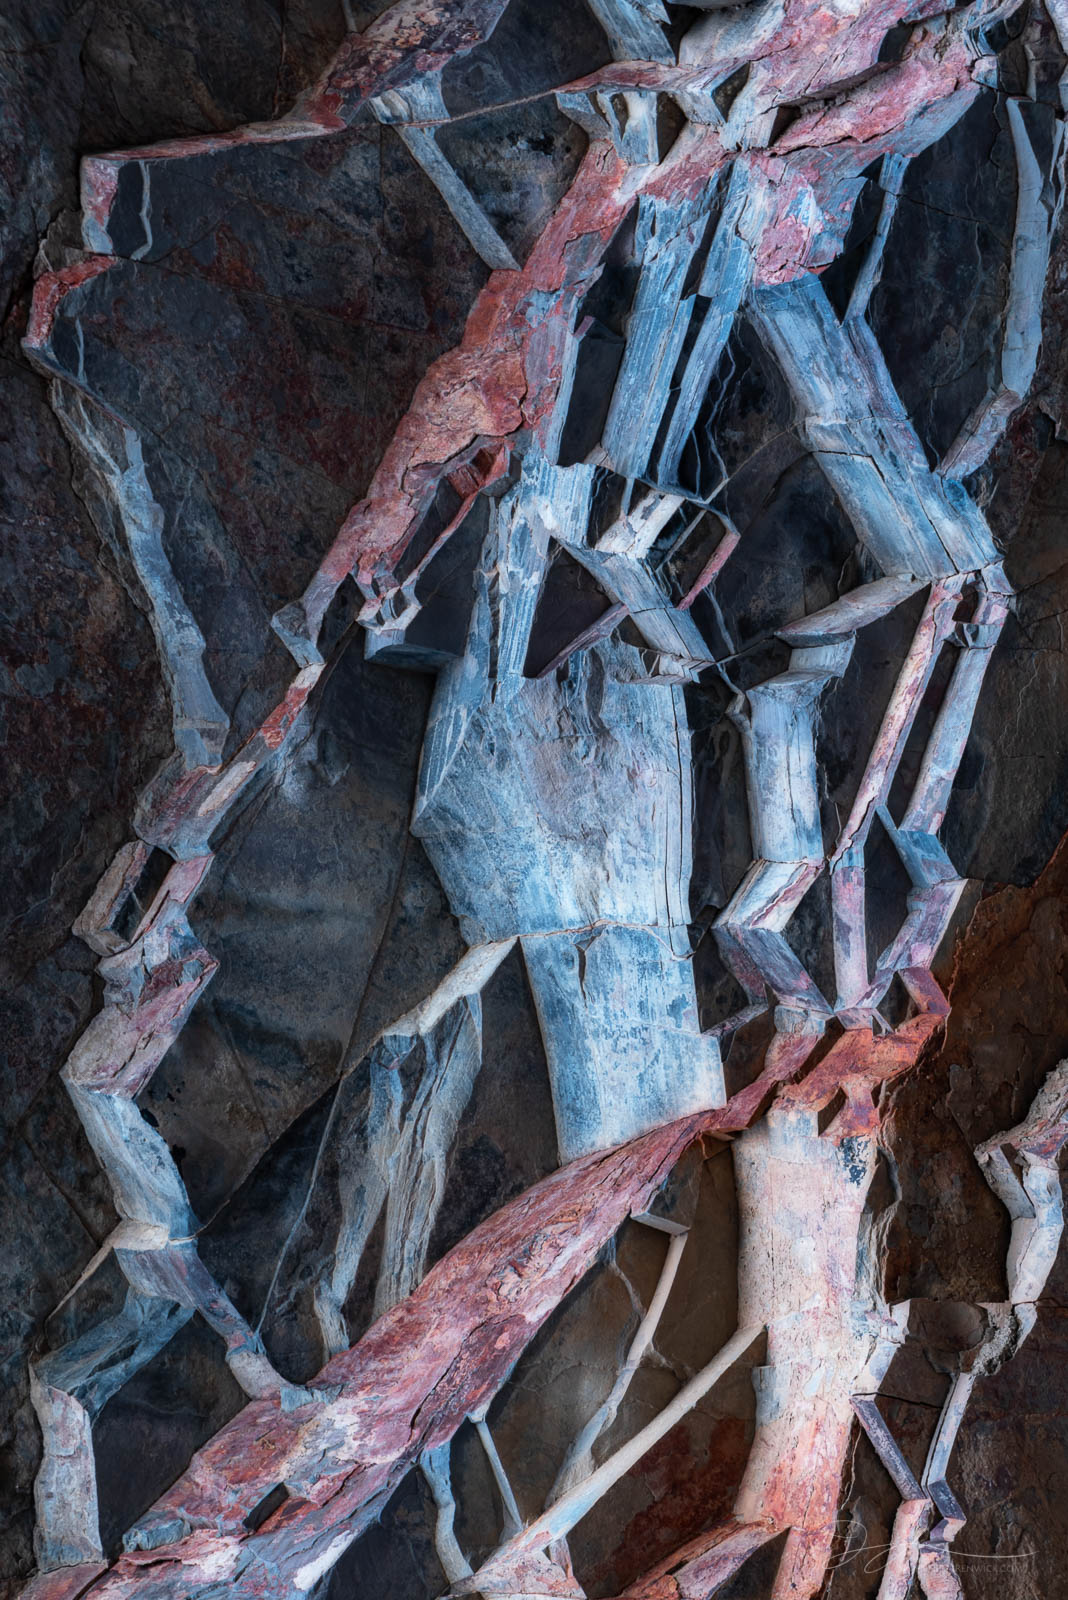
[258, 676, 321, 751]
[45, 1016, 937, 1600]
[298, 41, 979, 629]
[77, 0, 514, 186]
[773, 39, 977, 158]
[470, 1549, 587, 1597]
[34, 7, 979, 660]
[15, 1, 1021, 1592]
[24, 258, 115, 350]
[20, 1564, 108, 1600]
[80, 160, 121, 243]
[915, 1546, 967, 1598]
[296, 136, 641, 630]
[678, 528, 740, 610]
[610, 1520, 777, 1599]
[777, 1012, 943, 1139]
[606, 1016, 946, 1600]
[64, 1114, 723, 1600]
[68, 854, 215, 1099]
[751, 54, 980, 283]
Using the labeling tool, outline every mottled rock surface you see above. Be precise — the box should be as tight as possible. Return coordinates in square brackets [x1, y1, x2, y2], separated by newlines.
[4, 2, 1068, 1599]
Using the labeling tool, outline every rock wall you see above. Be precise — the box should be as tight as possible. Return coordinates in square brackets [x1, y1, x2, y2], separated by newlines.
[3, 3, 1068, 1599]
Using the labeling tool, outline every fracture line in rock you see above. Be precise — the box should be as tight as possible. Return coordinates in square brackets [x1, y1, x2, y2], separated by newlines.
[588, 0, 673, 65]
[360, 995, 485, 1327]
[534, 602, 629, 679]
[38, 1112, 739, 1600]
[975, 1059, 1068, 1323]
[53, 390, 229, 769]
[609, 1519, 779, 1599]
[941, 93, 1064, 479]
[549, 1227, 689, 1501]
[751, 274, 998, 576]
[27, 853, 302, 1566]
[844, 152, 907, 325]
[296, 942, 518, 1352]
[865, 1061, 1068, 1600]
[420, 1443, 474, 1584]
[31, 1295, 192, 1570]
[465, 1323, 763, 1588]
[657, 168, 757, 489]
[601, 186, 748, 490]
[707, 256, 1013, 1025]
[470, 1412, 524, 1541]
[900, 581, 1010, 834]
[15, 1, 1037, 1593]
[372, 76, 519, 270]
[20, 646, 348, 1555]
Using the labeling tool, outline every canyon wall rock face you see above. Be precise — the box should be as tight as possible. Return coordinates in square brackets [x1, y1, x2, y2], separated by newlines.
[4, 2, 1068, 1598]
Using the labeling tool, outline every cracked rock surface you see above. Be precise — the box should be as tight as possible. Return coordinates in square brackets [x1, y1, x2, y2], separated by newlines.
[5, 2, 1068, 1598]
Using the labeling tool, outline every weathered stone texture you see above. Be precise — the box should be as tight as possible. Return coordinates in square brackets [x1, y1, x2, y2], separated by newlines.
[5, 2, 1068, 1598]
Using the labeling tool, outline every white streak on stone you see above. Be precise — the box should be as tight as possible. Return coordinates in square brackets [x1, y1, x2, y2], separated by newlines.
[550, 1227, 688, 1499]
[54, 390, 229, 768]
